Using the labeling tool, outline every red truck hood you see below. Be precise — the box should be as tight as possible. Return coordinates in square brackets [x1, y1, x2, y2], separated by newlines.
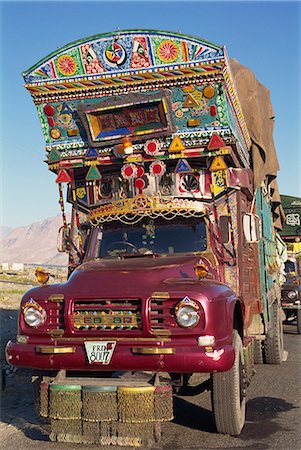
[65, 254, 201, 297]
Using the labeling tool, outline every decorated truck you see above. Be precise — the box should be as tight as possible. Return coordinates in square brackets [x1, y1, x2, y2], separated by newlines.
[279, 196, 301, 333]
[6, 30, 285, 442]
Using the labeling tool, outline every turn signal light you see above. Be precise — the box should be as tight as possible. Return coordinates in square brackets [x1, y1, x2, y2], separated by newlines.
[194, 264, 208, 279]
[35, 267, 49, 285]
[123, 137, 133, 155]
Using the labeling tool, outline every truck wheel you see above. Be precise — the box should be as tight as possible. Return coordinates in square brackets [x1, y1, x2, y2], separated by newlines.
[253, 339, 263, 364]
[263, 302, 283, 364]
[297, 310, 301, 334]
[211, 330, 246, 435]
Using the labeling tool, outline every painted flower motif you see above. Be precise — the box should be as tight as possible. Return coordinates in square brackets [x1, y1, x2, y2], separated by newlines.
[157, 40, 179, 63]
[175, 109, 183, 118]
[57, 55, 77, 76]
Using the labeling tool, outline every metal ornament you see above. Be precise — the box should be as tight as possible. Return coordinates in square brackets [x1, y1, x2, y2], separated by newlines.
[121, 164, 138, 179]
[144, 139, 162, 156]
[149, 161, 166, 176]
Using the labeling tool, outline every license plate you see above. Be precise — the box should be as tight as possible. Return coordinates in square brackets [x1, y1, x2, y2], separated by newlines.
[84, 341, 116, 365]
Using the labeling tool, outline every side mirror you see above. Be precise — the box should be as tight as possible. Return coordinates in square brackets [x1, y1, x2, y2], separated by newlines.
[243, 213, 262, 243]
[57, 225, 70, 253]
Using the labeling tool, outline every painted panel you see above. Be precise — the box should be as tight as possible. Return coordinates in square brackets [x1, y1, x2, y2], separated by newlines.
[23, 30, 224, 83]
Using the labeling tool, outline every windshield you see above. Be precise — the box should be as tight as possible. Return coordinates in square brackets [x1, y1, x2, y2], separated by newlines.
[86, 217, 207, 259]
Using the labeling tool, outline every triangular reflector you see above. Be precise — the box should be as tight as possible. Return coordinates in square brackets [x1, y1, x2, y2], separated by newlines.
[49, 149, 60, 162]
[209, 156, 228, 172]
[207, 133, 226, 150]
[86, 165, 101, 180]
[55, 169, 71, 183]
[168, 136, 186, 153]
[86, 147, 99, 158]
[175, 159, 192, 173]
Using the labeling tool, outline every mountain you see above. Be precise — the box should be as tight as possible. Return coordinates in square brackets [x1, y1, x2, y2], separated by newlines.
[0, 226, 12, 241]
[0, 215, 68, 266]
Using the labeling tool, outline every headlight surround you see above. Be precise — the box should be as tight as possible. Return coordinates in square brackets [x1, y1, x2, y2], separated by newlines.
[24, 306, 46, 327]
[287, 290, 297, 300]
[176, 305, 200, 328]
[175, 297, 200, 328]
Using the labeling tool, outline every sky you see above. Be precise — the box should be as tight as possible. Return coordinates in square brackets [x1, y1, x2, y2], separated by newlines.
[0, 0, 300, 228]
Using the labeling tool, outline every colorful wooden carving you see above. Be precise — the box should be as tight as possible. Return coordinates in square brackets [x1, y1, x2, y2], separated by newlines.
[23, 30, 252, 218]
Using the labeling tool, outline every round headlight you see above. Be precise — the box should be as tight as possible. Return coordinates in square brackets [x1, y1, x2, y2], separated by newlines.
[287, 290, 297, 300]
[176, 305, 200, 328]
[24, 307, 46, 327]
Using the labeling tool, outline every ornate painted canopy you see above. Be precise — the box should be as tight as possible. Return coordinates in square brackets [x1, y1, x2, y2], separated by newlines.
[23, 29, 225, 84]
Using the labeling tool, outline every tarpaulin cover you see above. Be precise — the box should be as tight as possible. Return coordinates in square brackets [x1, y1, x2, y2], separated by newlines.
[230, 59, 280, 189]
[230, 59, 285, 229]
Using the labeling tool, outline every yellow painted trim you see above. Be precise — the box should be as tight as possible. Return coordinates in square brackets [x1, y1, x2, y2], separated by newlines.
[48, 329, 65, 337]
[48, 294, 64, 302]
[36, 346, 76, 354]
[118, 386, 155, 393]
[152, 329, 171, 337]
[151, 292, 170, 299]
[131, 347, 175, 355]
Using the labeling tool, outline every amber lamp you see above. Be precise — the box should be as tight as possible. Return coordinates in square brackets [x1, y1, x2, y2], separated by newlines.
[122, 137, 133, 155]
[194, 264, 208, 279]
[35, 267, 49, 285]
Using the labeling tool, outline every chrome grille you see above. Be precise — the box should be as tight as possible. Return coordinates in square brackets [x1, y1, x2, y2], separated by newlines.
[73, 298, 142, 331]
[47, 303, 65, 328]
[150, 298, 177, 334]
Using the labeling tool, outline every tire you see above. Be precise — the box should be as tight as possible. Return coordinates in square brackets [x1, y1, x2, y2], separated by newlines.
[297, 310, 301, 334]
[253, 339, 263, 364]
[263, 302, 284, 364]
[211, 330, 246, 435]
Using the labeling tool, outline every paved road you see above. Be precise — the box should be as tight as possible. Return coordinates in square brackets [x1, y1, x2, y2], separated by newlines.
[1, 322, 300, 450]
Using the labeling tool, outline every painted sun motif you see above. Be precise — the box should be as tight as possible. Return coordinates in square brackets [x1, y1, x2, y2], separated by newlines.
[57, 55, 77, 76]
[104, 42, 126, 67]
[157, 40, 179, 63]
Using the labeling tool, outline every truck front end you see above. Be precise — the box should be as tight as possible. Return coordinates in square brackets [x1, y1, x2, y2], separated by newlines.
[7, 213, 239, 374]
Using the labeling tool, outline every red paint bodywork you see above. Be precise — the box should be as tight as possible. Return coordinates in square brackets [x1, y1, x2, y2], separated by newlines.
[6, 255, 239, 373]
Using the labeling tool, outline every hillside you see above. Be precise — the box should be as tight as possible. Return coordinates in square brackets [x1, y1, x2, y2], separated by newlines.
[0, 215, 68, 266]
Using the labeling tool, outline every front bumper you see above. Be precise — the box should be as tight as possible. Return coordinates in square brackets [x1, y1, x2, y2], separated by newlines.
[6, 339, 235, 373]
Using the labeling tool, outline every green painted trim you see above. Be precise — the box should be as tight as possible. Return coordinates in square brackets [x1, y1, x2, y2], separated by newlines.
[50, 384, 82, 391]
[82, 385, 117, 392]
[23, 29, 223, 76]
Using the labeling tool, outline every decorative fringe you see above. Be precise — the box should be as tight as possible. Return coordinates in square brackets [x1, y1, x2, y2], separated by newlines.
[82, 386, 118, 422]
[50, 419, 82, 443]
[82, 421, 100, 444]
[39, 381, 49, 418]
[49, 385, 82, 419]
[118, 386, 155, 423]
[43, 381, 173, 446]
[154, 385, 174, 422]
